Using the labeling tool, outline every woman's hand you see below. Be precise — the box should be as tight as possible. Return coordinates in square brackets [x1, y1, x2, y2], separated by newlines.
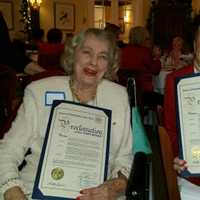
[77, 173, 127, 200]
[173, 157, 188, 174]
[4, 186, 27, 200]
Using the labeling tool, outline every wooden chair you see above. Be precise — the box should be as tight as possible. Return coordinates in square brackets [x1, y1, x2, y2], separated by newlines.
[145, 125, 168, 200]
[158, 126, 181, 200]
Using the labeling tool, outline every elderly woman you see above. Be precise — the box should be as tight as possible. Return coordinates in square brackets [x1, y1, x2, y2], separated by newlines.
[0, 28, 133, 200]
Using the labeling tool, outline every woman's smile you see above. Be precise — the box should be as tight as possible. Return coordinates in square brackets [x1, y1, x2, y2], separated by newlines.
[83, 67, 97, 77]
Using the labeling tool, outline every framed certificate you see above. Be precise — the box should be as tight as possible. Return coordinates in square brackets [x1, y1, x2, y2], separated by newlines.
[176, 73, 200, 177]
[32, 100, 111, 199]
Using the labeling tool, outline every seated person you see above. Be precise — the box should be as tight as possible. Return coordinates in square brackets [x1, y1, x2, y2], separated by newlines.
[0, 11, 30, 73]
[0, 64, 17, 125]
[28, 28, 45, 50]
[104, 23, 126, 48]
[0, 28, 133, 200]
[24, 28, 65, 75]
[12, 40, 33, 73]
[24, 61, 46, 75]
[161, 36, 193, 70]
[0, 11, 13, 68]
[164, 26, 200, 193]
[38, 28, 64, 70]
[120, 26, 163, 108]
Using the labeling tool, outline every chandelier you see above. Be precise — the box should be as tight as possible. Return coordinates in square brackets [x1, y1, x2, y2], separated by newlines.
[28, 0, 42, 9]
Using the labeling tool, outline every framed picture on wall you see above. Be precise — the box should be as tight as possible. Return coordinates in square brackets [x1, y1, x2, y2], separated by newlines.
[54, 2, 75, 31]
[0, 1, 14, 30]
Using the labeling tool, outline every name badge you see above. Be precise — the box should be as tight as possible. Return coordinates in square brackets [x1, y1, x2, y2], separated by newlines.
[45, 91, 65, 106]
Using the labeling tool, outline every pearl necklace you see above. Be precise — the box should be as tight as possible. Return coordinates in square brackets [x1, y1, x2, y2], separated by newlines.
[69, 78, 97, 104]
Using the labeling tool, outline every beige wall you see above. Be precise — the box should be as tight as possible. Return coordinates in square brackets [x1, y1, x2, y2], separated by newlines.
[192, 0, 200, 15]
[8, 0, 23, 39]
[10, 0, 146, 40]
[7, 0, 200, 41]
[10, 0, 150, 38]
[132, 0, 151, 27]
[9, 0, 94, 41]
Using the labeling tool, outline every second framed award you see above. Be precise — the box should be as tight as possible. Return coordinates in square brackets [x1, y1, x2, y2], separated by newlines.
[176, 73, 200, 177]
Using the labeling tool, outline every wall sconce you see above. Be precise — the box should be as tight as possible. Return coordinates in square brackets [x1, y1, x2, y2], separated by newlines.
[29, 0, 42, 9]
[124, 12, 128, 23]
[124, 3, 130, 23]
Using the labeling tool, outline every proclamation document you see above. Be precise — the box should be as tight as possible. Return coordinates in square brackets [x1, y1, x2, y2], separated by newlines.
[32, 100, 111, 199]
[176, 73, 200, 177]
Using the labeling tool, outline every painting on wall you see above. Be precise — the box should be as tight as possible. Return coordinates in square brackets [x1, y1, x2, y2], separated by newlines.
[0, 1, 14, 30]
[54, 2, 75, 31]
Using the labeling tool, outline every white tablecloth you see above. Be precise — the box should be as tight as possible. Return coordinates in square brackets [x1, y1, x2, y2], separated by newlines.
[153, 70, 172, 94]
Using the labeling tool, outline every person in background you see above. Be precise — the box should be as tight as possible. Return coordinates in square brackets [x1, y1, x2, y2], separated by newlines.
[0, 28, 133, 200]
[24, 28, 64, 75]
[0, 64, 17, 133]
[152, 44, 162, 61]
[161, 36, 193, 70]
[65, 32, 74, 45]
[11, 33, 32, 73]
[0, 11, 14, 67]
[0, 12, 17, 119]
[29, 28, 45, 50]
[119, 26, 163, 110]
[104, 23, 126, 48]
[37, 28, 64, 70]
[164, 26, 200, 193]
[46, 28, 63, 43]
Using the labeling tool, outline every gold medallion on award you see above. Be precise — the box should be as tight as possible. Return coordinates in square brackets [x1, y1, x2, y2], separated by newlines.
[51, 167, 64, 180]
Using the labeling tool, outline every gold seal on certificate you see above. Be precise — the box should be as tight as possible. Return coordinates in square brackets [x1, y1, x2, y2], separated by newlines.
[191, 147, 200, 164]
[51, 167, 64, 180]
[176, 73, 200, 177]
[32, 100, 111, 200]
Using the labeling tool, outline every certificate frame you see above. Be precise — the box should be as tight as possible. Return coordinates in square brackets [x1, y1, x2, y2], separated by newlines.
[54, 2, 75, 31]
[32, 100, 111, 199]
[176, 73, 200, 177]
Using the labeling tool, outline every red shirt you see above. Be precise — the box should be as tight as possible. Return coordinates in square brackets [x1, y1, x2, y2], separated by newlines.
[38, 42, 64, 55]
[38, 42, 64, 70]
[164, 65, 200, 185]
[120, 44, 161, 91]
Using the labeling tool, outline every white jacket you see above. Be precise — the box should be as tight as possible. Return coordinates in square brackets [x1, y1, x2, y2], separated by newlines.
[0, 76, 133, 199]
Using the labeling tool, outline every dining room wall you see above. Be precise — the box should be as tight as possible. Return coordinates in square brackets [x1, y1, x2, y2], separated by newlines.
[8, 0, 22, 40]
[8, 0, 94, 41]
[39, 0, 95, 38]
[6, 0, 200, 41]
[192, 0, 200, 15]
[9, 0, 152, 42]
